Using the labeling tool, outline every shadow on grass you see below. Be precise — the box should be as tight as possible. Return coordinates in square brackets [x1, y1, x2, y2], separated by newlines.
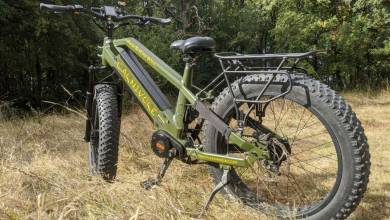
[353, 183, 390, 220]
[239, 168, 388, 219]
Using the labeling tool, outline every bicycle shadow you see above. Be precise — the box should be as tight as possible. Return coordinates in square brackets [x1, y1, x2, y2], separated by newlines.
[352, 183, 390, 220]
[245, 170, 388, 220]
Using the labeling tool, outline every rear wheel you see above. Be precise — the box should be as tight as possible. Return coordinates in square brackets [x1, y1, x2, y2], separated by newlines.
[89, 84, 120, 181]
[204, 74, 370, 219]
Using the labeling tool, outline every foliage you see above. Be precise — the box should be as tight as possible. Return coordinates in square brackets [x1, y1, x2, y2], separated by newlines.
[0, 0, 388, 108]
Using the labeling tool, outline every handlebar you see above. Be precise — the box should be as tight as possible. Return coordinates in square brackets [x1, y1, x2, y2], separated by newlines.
[116, 15, 171, 24]
[40, 3, 84, 13]
[39, 3, 171, 25]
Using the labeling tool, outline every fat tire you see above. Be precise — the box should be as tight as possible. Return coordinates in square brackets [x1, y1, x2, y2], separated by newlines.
[90, 84, 120, 181]
[204, 74, 370, 219]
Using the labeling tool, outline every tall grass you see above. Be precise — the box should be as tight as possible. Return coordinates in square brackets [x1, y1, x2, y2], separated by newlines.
[0, 92, 389, 219]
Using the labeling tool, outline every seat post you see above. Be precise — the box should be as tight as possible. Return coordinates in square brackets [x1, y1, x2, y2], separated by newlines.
[182, 55, 196, 87]
[173, 55, 196, 136]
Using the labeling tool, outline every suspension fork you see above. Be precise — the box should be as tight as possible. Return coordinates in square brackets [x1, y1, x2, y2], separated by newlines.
[84, 66, 96, 142]
[83, 65, 113, 142]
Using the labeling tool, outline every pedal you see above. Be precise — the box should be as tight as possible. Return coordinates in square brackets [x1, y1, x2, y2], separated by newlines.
[141, 178, 159, 190]
[199, 168, 231, 217]
[141, 155, 173, 190]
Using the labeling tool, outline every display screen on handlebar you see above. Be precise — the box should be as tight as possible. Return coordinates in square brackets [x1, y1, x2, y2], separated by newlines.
[103, 6, 118, 17]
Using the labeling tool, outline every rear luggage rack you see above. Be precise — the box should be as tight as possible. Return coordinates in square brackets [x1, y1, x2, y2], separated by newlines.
[194, 51, 316, 124]
[214, 51, 315, 59]
[196, 51, 316, 99]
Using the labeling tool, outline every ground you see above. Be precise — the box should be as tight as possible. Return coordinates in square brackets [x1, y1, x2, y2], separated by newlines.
[0, 92, 389, 220]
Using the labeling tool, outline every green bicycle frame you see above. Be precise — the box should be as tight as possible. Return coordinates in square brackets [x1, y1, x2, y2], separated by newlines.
[99, 37, 268, 167]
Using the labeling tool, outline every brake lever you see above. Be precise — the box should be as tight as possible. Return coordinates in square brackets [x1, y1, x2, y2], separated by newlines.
[141, 20, 151, 26]
[135, 18, 151, 26]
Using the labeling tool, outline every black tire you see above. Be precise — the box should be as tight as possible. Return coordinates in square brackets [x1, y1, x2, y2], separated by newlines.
[89, 84, 120, 181]
[204, 74, 370, 219]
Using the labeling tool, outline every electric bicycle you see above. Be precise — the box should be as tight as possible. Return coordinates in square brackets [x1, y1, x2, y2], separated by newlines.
[40, 3, 370, 219]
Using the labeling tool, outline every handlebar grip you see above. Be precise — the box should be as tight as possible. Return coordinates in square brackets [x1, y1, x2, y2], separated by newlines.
[148, 17, 171, 25]
[40, 3, 84, 12]
[115, 15, 172, 25]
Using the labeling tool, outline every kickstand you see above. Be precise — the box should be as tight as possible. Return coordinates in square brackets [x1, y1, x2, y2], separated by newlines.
[198, 168, 231, 217]
[141, 155, 173, 190]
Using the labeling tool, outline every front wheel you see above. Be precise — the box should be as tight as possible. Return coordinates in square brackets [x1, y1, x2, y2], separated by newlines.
[89, 84, 120, 181]
[204, 74, 370, 219]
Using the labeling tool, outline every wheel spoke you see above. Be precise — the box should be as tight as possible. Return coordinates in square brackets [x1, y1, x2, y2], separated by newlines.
[288, 161, 328, 195]
[274, 99, 287, 136]
[290, 153, 337, 165]
[285, 172, 309, 205]
[291, 158, 333, 174]
[292, 130, 329, 143]
[289, 108, 315, 147]
[291, 141, 333, 156]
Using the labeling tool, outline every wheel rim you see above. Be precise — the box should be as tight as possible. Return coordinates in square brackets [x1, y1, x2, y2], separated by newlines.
[217, 97, 342, 217]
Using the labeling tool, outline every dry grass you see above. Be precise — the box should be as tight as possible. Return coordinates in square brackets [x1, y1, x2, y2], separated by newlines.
[0, 92, 389, 220]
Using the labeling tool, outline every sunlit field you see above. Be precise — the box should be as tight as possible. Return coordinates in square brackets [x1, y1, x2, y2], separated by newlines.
[0, 91, 389, 219]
